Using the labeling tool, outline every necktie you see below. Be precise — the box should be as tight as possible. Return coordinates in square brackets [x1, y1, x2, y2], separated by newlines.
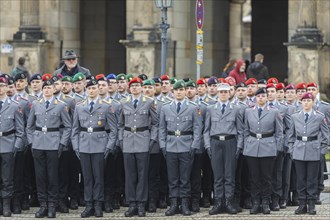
[45, 101, 50, 109]
[89, 101, 94, 112]
[177, 102, 181, 114]
[305, 113, 309, 123]
[199, 98, 203, 102]
[258, 108, 262, 118]
[221, 104, 226, 114]
[133, 99, 138, 109]
[269, 102, 274, 107]
[0, 101, 3, 111]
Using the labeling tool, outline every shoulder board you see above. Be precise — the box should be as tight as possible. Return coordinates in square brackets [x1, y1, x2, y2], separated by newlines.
[20, 96, 28, 101]
[156, 98, 165, 104]
[75, 93, 85, 99]
[121, 96, 129, 103]
[316, 110, 325, 116]
[189, 101, 198, 106]
[200, 100, 209, 106]
[28, 94, 38, 100]
[56, 99, 66, 105]
[320, 101, 329, 105]
[208, 96, 217, 102]
[11, 99, 19, 105]
[65, 94, 73, 99]
[103, 100, 111, 105]
[279, 102, 288, 106]
[112, 99, 120, 104]
[238, 101, 248, 106]
[163, 101, 172, 106]
[76, 100, 86, 105]
[144, 96, 153, 100]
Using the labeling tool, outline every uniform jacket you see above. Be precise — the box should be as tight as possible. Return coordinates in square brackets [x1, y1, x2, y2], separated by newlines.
[103, 96, 122, 147]
[159, 99, 202, 153]
[149, 98, 166, 154]
[313, 100, 330, 145]
[0, 98, 24, 153]
[118, 95, 158, 153]
[242, 105, 283, 157]
[26, 97, 71, 150]
[288, 110, 329, 161]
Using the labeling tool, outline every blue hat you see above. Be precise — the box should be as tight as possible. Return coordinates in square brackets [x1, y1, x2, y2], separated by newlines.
[152, 77, 161, 84]
[30, 74, 42, 82]
[207, 77, 218, 86]
[107, 73, 117, 80]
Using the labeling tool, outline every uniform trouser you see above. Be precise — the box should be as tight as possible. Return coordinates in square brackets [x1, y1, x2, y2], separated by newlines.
[123, 152, 149, 202]
[68, 150, 81, 201]
[234, 153, 244, 200]
[245, 156, 275, 201]
[317, 155, 326, 194]
[58, 150, 70, 201]
[148, 153, 161, 201]
[271, 151, 285, 199]
[190, 153, 203, 201]
[80, 153, 104, 202]
[201, 151, 213, 196]
[290, 161, 298, 200]
[0, 153, 14, 199]
[24, 147, 37, 198]
[294, 160, 319, 201]
[167, 152, 193, 198]
[281, 153, 292, 201]
[13, 151, 25, 200]
[159, 154, 168, 195]
[241, 156, 251, 200]
[210, 138, 236, 200]
[33, 150, 58, 203]
[104, 152, 123, 201]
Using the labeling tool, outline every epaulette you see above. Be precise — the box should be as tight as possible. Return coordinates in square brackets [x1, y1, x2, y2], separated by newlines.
[163, 101, 172, 106]
[112, 99, 120, 104]
[76, 100, 85, 105]
[320, 101, 329, 105]
[238, 101, 248, 107]
[189, 101, 198, 106]
[10, 99, 19, 105]
[75, 93, 86, 99]
[316, 110, 325, 116]
[65, 94, 74, 99]
[208, 96, 217, 102]
[156, 98, 165, 104]
[103, 99, 112, 105]
[199, 100, 209, 106]
[144, 96, 153, 100]
[56, 99, 66, 105]
[279, 102, 288, 107]
[28, 94, 38, 100]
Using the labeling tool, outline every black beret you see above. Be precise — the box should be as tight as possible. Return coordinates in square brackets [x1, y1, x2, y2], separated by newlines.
[255, 88, 267, 96]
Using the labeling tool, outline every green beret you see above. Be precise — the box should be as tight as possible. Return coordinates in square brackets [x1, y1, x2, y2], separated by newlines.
[143, 79, 155, 86]
[173, 80, 186, 90]
[170, 77, 177, 85]
[127, 74, 134, 82]
[72, 72, 85, 83]
[185, 80, 196, 88]
[62, 76, 72, 83]
[116, 73, 127, 81]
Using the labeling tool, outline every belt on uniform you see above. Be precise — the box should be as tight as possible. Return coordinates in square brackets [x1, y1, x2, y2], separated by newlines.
[167, 130, 193, 136]
[211, 134, 236, 141]
[0, 129, 16, 137]
[36, 127, 60, 132]
[124, 126, 149, 132]
[297, 136, 318, 142]
[250, 132, 274, 139]
[80, 127, 105, 133]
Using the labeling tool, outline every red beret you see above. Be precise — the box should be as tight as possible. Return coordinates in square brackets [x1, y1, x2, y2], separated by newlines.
[266, 83, 275, 89]
[285, 83, 295, 90]
[196, 78, 206, 85]
[245, 78, 258, 85]
[276, 83, 285, 90]
[295, 82, 307, 90]
[128, 77, 143, 87]
[306, 82, 318, 88]
[42, 73, 53, 81]
[225, 76, 236, 86]
[0, 76, 8, 84]
[267, 77, 278, 84]
[218, 78, 228, 84]
[160, 75, 170, 81]
[301, 92, 314, 101]
[95, 74, 106, 81]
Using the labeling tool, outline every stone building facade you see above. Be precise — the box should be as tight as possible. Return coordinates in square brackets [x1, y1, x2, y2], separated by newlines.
[0, 0, 329, 95]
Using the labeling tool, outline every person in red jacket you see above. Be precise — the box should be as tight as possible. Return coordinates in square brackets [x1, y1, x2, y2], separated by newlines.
[229, 59, 247, 85]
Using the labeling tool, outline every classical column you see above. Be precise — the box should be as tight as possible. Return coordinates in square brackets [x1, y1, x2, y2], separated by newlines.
[298, 0, 316, 28]
[229, 0, 245, 59]
[21, 0, 39, 27]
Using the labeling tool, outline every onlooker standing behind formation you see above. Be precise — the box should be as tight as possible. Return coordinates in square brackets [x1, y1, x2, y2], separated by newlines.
[228, 59, 247, 85]
[247, 53, 269, 80]
[221, 58, 236, 78]
[11, 57, 30, 81]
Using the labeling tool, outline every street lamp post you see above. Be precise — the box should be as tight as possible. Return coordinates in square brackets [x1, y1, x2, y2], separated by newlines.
[154, 0, 173, 75]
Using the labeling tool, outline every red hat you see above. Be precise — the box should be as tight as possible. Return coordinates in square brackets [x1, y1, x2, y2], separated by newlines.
[266, 83, 275, 89]
[0, 76, 8, 84]
[276, 83, 285, 90]
[245, 78, 258, 85]
[225, 76, 236, 86]
[196, 78, 206, 85]
[267, 77, 278, 84]
[160, 75, 170, 81]
[42, 73, 53, 81]
[218, 78, 228, 84]
[285, 83, 295, 90]
[301, 92, 314, 101]
[306, 82, 318, 88]
[95, 74, 106, 81]
[295, 82, 307, 90]
[128, 77, 143, 87]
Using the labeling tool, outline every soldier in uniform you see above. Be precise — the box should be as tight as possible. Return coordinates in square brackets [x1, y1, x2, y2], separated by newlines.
[296, 82, 307, 101]
[118, 77, 158, 217]
[71, 79, 117, 218]
[276, 83, 286, 103]
[106, 74, 121, 100]
[26, 77, 71, 218]
[159, 80, 202, 216]
[72, 72, 87, 102]
[207, 77, 218, 100]
[245, 78, 258, 106]
[116, 73, 129, 99]
[159, 75, 173, 99]
[288, 92, 329, 215]
[204, 83, 243, 215]
[306, 82, 330, 204]
[257, 79, 267, 89]
[241, 88, 283, 214]
[152, 77, 162, 97]
[0, 76, 24, 217]
[61, 76, 74, 96]
[30, 73, 43, 99]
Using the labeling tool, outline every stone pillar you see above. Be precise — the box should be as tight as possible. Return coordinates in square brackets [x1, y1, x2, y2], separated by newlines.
[298, 0, 316, 28]
[229, 0, 245, 59]
[21, 0, 39, 26]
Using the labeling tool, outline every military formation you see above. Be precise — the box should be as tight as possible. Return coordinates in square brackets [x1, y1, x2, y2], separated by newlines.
[0, 52, 329, 218]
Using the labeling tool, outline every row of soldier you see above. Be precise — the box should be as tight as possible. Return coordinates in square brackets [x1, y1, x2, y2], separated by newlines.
[0, 69, 329, 218]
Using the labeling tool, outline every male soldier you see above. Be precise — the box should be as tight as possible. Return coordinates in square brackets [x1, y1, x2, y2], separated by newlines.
[61, 76, 74, 96]
[159, 75, 173, 99]
[266, 83, 292, 211]
[306, 82, 330, 204]
[0, 76, 24, 217]
[118, 77, 158, 217]
[257, 79, 267, 89]
[185, 80, 208, 212]
[30, 73, 43, 99]
[207, 77, 218, 100]
[240, 88, 283, 214]
[153, 77, 162, 97]
[204, 83, 243, 215]
[288, 92, 329, 215]
[245, 78, 258, 107]
[26, 77, 71, 218]
[106, 73, 120, 100]
[296, 82, 307, 101]
[52, 75, 76, 213]
[116, 73, 129, 99]
[72, 72, 87, 102]
[234, 82, 249, 105]
[159, 80, 202, 216]
[276, 83, 286, 103]
[72, 79, 117, 218]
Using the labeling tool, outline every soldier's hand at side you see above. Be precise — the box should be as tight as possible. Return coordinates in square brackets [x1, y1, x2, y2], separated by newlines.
[58, 144, 65, 158]
[104, 148, 112, 160]
[207, 148, 212, 159]
[235, 148, 242, 160]
[149, 140, 156, 152]
[13, 147, 19, 158]
[75, 150, 80, 160]
[161, 148, 166, 159]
